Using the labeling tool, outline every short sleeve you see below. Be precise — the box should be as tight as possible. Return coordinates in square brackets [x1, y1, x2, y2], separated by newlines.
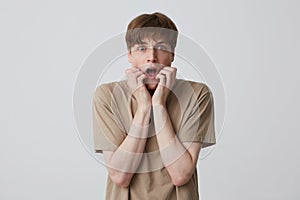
[177, 84, 216, 148]
[93, 85, 126, 153]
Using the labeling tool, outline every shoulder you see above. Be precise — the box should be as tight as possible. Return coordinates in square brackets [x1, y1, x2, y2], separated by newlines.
[174, 79, 213, 99]
[94, 80, 128, 97]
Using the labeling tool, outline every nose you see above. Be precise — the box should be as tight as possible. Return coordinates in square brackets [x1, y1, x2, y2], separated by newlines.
[146, 48, 157, 63]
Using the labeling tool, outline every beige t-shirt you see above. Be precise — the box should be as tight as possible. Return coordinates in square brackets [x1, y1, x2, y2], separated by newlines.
[93, 79, 216, 200]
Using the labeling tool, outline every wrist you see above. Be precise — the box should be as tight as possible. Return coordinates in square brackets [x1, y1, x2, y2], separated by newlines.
[137, 104, 151, 114]
[152, 101, 166, 108]
[129, 108, 151, 139]
[152, 87, 170, 106]
[128, 121, 150, 139]
[135, 106, 151, 125]
[152, 104, 168, 134]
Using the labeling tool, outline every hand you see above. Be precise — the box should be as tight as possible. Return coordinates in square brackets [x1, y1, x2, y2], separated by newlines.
[152, 66, 177, 106]
[125, 67, 152, 110]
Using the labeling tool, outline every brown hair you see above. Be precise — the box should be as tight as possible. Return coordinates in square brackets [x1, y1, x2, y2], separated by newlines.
[125, 12, 178, 51]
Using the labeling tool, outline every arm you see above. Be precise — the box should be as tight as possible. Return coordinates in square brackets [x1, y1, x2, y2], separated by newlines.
[152, 66, 202, 186]
[152, 104, 202, 186]
[103, 107, 150, 188]
[103, 67, 152, 188]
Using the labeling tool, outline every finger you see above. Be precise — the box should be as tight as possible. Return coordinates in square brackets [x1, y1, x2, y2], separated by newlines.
[125, 67, 141, 75]
[126, 69, 143, 82]
[159, 69, 172, 75]
[130, 74, 146, 94]
[159, 69, 172, 85]
[126, 68, 143, 92]
[160, 68, 177, 77]
[162, 66, 177, 72]
[137, 74, 147, 86]
[161, 67, 177, 80]
[159, 69, 176, 89]
[156, 73, 166, 87]
[132, 71, 144, 78]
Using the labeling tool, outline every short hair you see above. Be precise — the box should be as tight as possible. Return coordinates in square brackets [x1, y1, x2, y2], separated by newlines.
[125, 12, 178, 52]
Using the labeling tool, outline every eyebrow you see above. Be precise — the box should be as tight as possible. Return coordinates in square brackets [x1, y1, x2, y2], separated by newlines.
[138, 41, 167, 45]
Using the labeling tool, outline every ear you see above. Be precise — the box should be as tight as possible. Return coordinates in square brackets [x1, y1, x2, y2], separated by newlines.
[128, 51, 133, 63]
[171, 53, 175, 62]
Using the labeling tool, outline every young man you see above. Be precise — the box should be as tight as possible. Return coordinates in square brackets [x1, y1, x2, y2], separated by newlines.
[93, 12, 216, 199]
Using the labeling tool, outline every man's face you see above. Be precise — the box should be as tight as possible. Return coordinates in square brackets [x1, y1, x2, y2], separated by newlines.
[128, 38, 174, 90]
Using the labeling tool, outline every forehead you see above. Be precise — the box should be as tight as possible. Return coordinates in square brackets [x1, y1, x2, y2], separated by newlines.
[135, 38, 169, 45]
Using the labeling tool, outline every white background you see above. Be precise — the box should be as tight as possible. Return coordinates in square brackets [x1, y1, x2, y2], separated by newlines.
[1, 0, 300, 199]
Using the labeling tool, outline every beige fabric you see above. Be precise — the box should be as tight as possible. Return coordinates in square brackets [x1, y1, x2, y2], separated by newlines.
[93, 79, 216, 200]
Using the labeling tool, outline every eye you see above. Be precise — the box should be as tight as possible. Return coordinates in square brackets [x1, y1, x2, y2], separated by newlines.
[156, 45, 167, 51]
[137, 45, 146, 51]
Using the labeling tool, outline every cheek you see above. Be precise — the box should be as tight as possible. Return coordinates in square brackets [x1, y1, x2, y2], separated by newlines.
[159, 55, 173, 65]
[132, 60, 141, 67]
[130, 56, 145, 67]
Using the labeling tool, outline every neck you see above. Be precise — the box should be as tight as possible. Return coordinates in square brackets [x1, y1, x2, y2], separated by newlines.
[147, 89, 155, 97]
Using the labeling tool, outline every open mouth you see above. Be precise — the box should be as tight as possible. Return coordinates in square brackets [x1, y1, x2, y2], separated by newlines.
[145, 68, 157, 78]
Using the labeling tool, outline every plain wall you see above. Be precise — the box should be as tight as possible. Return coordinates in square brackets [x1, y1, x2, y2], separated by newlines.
[1, 0, 299, 199]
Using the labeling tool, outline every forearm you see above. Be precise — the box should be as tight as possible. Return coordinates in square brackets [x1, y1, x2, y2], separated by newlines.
[153, 105, 197, 186]
[105, 107, 150, 186]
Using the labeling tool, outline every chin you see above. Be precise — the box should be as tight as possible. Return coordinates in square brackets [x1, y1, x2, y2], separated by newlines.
[146, 83, 158, 90]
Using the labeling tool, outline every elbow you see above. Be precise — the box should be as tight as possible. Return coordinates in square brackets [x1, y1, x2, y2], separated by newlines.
[109, 171, 131, 188]
[171, 174, 192, 187]
[170, 167, 194, 186]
